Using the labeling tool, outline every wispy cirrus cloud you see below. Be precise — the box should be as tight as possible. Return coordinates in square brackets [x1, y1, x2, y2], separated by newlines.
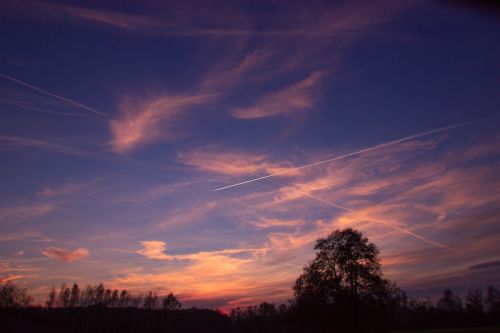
[200, 48, 278, 91]
[231, 71, 326, 119]
[20, 1, 250, 37]
[249, 218, 305, 229]
[38, 183, 91, 198]
[0, 275, 24, 284]
[109, 93, 214, 153]
[40, 2, 165, 32]
[0, 203, 53, 223]
[5, 1, 416, 155]
[157, 201, 218, 229]
[37, 170, 120, 198]
[1, 0, 415, 158]
[0, 230, 49, 242]
[469, 260, 500, 271]
[11, 0, 413, 38]
[137, 240, 263, 261]
[178, 148, 298, 176]
[0, 260, 41, 273]
[41, 247, 89, 262]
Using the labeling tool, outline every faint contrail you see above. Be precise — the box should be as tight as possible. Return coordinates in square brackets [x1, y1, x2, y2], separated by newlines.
[268, 179, 452, 250]
[283, 263, 303, 268]
[213, 116, 496, 191]
[0, 73, 107, 118]
[0, 134, 94, 156]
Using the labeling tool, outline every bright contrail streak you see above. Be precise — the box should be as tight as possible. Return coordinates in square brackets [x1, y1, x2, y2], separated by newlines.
[0, 73, 107, 118]
[213, 117, 491, 192]
[268, 179, 452, 250]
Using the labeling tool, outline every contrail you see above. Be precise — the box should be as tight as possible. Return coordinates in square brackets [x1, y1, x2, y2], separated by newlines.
[268, 179, 452, 250]
[213, 116, 496, 192]
[283, 263, 303, 268]
[0, 73, 107, 118]
[0, 134, 94, 157]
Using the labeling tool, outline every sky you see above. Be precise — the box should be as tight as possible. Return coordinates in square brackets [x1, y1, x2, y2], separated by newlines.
[0, 0, 499, 309]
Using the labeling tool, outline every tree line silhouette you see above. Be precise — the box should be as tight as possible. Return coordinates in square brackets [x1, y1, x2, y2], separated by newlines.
[43, 283, 181, 310]
[1, 228, 499, 332]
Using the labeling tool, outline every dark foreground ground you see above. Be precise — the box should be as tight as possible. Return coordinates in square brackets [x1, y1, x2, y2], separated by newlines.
[0, 307, 230, 333]
[391, 329, 500, 333]
[2, 307, 499, 333]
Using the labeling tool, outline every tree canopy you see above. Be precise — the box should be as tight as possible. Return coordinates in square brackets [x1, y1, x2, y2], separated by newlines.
[294, 228, 391, 305]
[293, 228, 394, 332]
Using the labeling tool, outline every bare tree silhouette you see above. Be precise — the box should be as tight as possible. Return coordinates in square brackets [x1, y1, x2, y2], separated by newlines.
[162, 292, 182, 310]
[437, 289, 463, 312]
[0, 283, 32, 308]
[46, 286, 56, 308]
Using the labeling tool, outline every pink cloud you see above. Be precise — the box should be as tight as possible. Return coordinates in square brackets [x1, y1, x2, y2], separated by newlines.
[231, 71, 326, 119]
[0, 230, 48, 242]
[19, 0, 414, 39]
[109, 93, 213, 153]
[116, 240, 296, 309]
[137, 241, 172, 260]
[0, 275, 24, 284]
[46, 3, 163, 32]
[178, 148, 299, 176]
[41, 247, 89, 262]
[137, 240, 266, 262]
[201, 48, 277, 91]
[26, 1, 253, 37]
[156, 201, 218, 229]
[0, 203, 53, 222]
[0, 260, 41, 274]
[249, 218, 305, 229]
